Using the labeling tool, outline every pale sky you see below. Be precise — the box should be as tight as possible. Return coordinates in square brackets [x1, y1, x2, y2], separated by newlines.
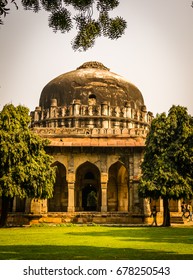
[0, 0, 193, 116]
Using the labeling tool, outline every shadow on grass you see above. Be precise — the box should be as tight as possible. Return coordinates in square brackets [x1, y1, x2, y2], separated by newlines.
[0, 244, 193, 260]
[67, 227, 193, 245]
[1, 226, 193, 260]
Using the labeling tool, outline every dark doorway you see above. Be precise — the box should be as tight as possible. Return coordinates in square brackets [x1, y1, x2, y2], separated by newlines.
[82, 184, 97, 211]
[48, 161, 68, 212]
[75, 161, 101, 211]
[107, 161, 129, 212]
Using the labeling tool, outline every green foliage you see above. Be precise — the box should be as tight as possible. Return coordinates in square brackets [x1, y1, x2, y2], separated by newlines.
[48, 7, 72, 33]
[63, 0, 94, 11]
[97, 0, 119, 11]
[0, 104, 56, 200]
[139, 105, 193, 201]
[0, 0, 9, 24]
[22, 0, 40, 12]
[104, 16, 126, 40]
[0, 0, 18, 24]
[41, 0, 62, 12]
[0, 0, 127, 51]
[72, 18, 101, 51]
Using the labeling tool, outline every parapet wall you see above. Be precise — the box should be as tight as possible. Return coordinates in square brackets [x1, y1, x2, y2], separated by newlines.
[31, 98, 153, 131]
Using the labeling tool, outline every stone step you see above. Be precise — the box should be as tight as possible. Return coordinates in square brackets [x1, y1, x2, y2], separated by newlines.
[170, 216, 184, 224]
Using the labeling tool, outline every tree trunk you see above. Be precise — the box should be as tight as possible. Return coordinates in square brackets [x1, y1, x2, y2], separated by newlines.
[0, 195, 10, 227]
[162, 197, 170, 227]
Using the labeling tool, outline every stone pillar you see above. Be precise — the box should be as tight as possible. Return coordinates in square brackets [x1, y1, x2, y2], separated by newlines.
[148, 111, 154, 124]
[143, 198, 151, 224]
[129, 185, 133, 212]
[101, 102, 109, 128]
[101, 173, 108, 212]
[67, 183, 75, 212]
[72, 100, 81, 128]
[67, 173, 75, 212]
[125, 102, 132, 118]
[177, 200, 181, 212]
[30, 199, 42, 214]
[73, 99, 81, 115]
[49, 99, 58, 127]
[143, 198, 151, 215]
[141, 105, 147, 123]
[114, 106, 121, 128]
[34, 106, 41, 122]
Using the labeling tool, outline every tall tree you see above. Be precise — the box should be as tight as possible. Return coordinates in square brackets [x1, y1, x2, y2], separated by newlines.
[138, 105, 193, 226]
[0, 0, 127, 51]
[0, 104, 56, 226]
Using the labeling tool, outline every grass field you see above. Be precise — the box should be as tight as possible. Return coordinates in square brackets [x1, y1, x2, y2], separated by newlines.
[0, 224, 193, 260]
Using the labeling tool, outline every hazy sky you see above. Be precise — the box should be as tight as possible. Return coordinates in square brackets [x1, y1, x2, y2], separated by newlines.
[0, 0, 193, 116]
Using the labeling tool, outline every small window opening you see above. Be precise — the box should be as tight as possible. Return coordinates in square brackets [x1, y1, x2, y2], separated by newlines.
[89, 94, 96, 99]
[88, 94, 96, 105]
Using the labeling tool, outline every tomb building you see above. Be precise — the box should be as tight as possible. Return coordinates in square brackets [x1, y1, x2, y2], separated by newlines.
[5, 62, 182, 225]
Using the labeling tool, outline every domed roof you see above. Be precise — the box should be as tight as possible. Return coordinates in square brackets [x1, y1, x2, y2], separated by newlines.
[39, 61, 144, 109]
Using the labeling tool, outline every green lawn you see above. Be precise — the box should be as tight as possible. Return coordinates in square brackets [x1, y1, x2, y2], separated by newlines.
[0, 225, 193, 260]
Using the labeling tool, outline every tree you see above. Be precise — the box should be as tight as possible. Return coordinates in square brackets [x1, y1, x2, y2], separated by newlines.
[0, 104, 56, 226]
[0, 0, 127, 51]
[138, 105, 193, 227]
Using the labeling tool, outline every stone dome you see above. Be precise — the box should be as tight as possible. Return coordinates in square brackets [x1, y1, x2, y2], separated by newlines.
[39, 61, 144, 109]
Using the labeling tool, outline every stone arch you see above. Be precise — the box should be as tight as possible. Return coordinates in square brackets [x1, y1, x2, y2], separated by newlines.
[48, 161, 68, 212]
[107, 161, 129, 211]
[75, 161, 101, 211]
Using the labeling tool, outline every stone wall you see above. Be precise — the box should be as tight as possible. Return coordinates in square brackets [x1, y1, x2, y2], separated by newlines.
[5, 146, 147, 220]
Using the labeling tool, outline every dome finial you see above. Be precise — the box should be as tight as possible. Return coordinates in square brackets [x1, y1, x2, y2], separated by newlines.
[77, 61, 110, 71]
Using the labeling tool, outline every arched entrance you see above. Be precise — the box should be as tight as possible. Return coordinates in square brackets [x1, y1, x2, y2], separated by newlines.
[82, 184, 97, 211]
[107, 161, 129, 211]
[48, 161, 68, 212]
[75, 162, 101, 211]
